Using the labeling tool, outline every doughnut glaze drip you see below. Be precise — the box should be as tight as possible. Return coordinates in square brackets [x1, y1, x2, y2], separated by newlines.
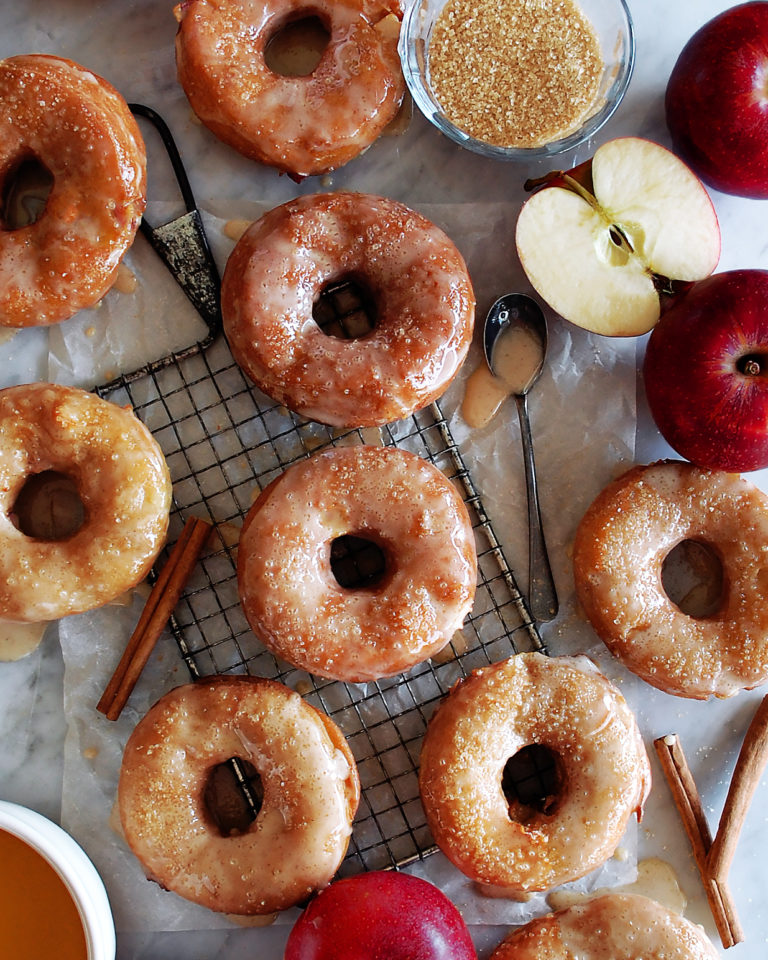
[0, 54, 146, 327]
[119, 677, 360, 915]
[222, 191, 475, 427]
[174, 0, 405, 177]
[573, 460, 768, 698]
[237, 444, 478, 681]
[490, 893, 719, 960]
[0, 383, 171, 623]
[419, 653, 650, 893]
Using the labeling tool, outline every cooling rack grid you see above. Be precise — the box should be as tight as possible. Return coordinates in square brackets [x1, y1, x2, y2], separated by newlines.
[97, 325, 545, 874]
[87, 100, 548, 875]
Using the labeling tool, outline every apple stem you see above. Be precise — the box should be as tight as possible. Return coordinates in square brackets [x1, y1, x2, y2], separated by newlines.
[523, 171, 565, 192]
[560, 173, 598, 209]
[523, 170, 604, 213]
[744, 358, 762, 377]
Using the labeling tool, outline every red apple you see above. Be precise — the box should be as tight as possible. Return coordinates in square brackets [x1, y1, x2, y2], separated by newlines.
[515, 137, 720, 337]
[283, 871, 477, 960]
[665, 2, 768, 198]
[643, 269, 768, 473]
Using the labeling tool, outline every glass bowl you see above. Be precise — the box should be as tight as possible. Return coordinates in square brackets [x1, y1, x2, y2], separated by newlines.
[398, 0, 635, 161]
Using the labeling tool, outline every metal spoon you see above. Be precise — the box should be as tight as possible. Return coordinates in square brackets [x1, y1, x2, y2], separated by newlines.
[484, 293, 558, 622]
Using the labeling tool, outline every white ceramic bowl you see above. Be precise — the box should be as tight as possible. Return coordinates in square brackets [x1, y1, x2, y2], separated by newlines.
[0, 800, 115, 960]
[398, 0, 635, 161]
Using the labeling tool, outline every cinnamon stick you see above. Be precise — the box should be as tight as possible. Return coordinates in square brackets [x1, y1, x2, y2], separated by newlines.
[708, 694, 768, 884]
[653, 734, 743, 948]
[97, 516, 212, 721]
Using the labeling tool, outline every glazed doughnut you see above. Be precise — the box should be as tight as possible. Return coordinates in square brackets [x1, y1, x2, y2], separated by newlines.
[174, 0, 405, 178]
[118, 676, 360, 915]
[0, 54, 146, 327]
[489, 894, 719, 960]
[573, 460, 768, 699]
[418, 653, 650, 893]
[0, 383, 171, 623]
[222, 191, 475, 427]
[237, 444, 477, 682]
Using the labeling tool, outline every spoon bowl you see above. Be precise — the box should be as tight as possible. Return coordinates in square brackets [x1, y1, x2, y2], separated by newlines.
[484, 293, 548, 393]
[483, 293, 558, 622]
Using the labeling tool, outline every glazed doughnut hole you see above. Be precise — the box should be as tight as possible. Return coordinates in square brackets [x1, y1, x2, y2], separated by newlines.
[10, 470, 85, 541]
[329, 534, 388, 590]
[660, 538, 724, 618]
[264, 14, 331, 77]
[203, 759, 264, 837]
[1, 154, 53, 230]
[312, 277, 377, 340]
[502, 744, 563, 819]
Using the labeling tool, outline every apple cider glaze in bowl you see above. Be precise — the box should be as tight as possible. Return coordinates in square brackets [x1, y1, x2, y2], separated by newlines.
[0, 800, 115, 960]
[399, 0, 635, 160]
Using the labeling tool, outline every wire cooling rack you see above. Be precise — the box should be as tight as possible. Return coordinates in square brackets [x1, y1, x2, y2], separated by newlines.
[95, 104, 546, 876]
[98, 332, 545, 873]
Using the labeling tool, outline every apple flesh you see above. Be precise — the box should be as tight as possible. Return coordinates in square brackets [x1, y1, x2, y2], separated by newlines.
[643, 269, 768, 473]
[515, 137, 720, 337]
[283, 871, 477, 960]
[665, 2, 768, 199]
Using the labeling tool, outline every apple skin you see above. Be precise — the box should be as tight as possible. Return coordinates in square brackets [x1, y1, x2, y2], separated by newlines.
[643, 269, 768, 473]
[665, 2, 768, 198]
[283, 871, 478, 960]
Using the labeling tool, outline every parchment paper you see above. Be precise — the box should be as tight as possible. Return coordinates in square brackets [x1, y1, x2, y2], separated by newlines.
[41, 201, 640, 931]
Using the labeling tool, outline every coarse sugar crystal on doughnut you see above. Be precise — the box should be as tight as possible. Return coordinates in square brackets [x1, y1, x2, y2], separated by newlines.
[0, 383, 171, 623]
[236, 444, 478, 682]
[118, 676, 360, 916]
[418, 652, 651, 894]
[573, 460, 768, 699]
[174, 0, 405, 178]
[222, 191, 475, 427]
[489, 893, 719, 960]
[0, 54, 146, 327]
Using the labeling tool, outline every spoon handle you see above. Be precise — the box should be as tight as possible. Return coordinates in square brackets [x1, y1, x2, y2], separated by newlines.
[515, 392, 558, 622]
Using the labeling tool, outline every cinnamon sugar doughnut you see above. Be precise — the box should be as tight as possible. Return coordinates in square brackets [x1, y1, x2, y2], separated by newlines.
[0, 54, 146, 327]
[237, 444, 477, 682]
[0, 383, 171, 623]
[174, 0, 405, 178]
[118, 676, 360, 915]
[221, 191, 475, 428]
[490, 894, 718, 960]
[418, 653, 650, 893]
[573, 460, 768, 699]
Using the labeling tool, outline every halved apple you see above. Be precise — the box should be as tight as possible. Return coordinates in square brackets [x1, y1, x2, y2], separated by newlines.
[515, 137, 721, 337]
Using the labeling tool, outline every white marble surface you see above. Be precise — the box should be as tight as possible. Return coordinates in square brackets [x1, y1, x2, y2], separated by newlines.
[1, 1, 768, 958]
